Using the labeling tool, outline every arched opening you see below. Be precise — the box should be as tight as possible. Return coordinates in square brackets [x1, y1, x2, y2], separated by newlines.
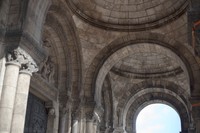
[136, 103, 181, 133]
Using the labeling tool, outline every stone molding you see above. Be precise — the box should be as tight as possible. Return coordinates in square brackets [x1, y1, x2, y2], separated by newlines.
[30, 73, 58, 101]
[111, 66, 184, 79]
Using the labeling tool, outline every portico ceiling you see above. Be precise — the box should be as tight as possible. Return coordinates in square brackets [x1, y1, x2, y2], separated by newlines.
[66, 0, 188, 30]
[113, 52, 180, 75]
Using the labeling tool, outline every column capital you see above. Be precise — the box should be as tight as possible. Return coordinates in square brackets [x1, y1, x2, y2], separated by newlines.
[6, 48, 21, 66]
[71, 110, 81, 121]
[85, 110, 94, 121]
[20, 60, 38, 76]
[94, 105, 104, 122]
[48, 108, 56, 117]
[6, 47, 38, 75]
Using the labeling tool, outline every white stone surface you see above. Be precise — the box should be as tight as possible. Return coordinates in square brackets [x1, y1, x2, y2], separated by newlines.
[86, 121, 94, 133]
[11, 72, 31, 133]
[72, 120, 79, 133]
[0, 63, 20, 133]
[0, 57, 5, 101]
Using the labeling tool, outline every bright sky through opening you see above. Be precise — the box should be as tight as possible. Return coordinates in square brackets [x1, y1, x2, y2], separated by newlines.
[136, 104, 181, 133]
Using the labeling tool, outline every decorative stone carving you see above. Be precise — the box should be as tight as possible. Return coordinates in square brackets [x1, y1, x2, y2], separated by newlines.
[6, 47, 38, 73]
[48, 108, 55, 116]
[85, 111, 94, 121]
[71, 110, 80, 121]
[39, 56, 55, 83]
[94, 106, 104, 123]
[6, 48, 25, 63]
[43, 39, 52, 48]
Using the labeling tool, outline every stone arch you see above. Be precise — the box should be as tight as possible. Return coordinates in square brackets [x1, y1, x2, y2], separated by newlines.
[22, 0, 52, 43]
[134, 101, 182, 132]
[0, 0, 28, 30]
[83, 32, 200, 106]
[23, 0, 52, 42]
[124, 90, 190, 133]
[113, 79, 191, 132]
[118, 79, 189, 109]
[43, 0, 83, 107]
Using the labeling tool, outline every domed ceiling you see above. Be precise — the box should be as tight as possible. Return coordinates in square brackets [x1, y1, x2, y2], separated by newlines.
[114, 53, 180, 74]
[111, 44, 184, 79]
[67, 0, 188, 30]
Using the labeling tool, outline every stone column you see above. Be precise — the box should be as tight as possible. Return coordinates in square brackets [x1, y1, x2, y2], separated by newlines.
[72, 112, 79, 133]
[85, 112, 95, 133]
[86, 119, 94, 133]
[0, 57, 6, 100]
[10, 48, 38, 133]
[79, 119, 86, 133]
[66, 110, 72, 133]
[93, 122, 98, 133]
[46, 102, 59, 133]
[0, 49, 21, 133]
[59, 109, 67, 133]
[72, 119, 79, 133]
[190, 97, 200, 133]
[78, 108, 85, 133]
[66, 104, 72, 133]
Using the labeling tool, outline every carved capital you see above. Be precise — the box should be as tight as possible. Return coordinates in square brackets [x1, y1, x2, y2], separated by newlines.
[72, 110, 81, 121]
[20, 60, 38, 74]
[6, 48, 22, 64]
[94, 105, 104, 123]
[85, 111, 94, 121]
[6, 47, 38, 74]
[48, 108, 55, 116]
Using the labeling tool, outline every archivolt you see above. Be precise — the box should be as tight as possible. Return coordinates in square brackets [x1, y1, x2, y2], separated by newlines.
[111, 79, 191, 132]
[124, 90, 190, 133]
[42, 0, 83, 106]
[84, 32, 200, 106]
